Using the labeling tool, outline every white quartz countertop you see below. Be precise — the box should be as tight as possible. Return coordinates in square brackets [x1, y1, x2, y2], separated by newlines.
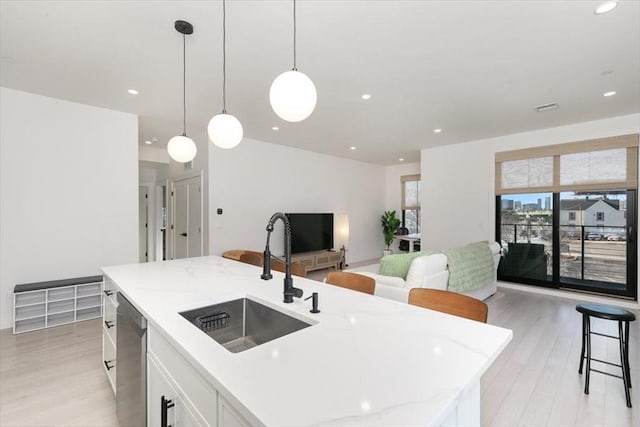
[102, 256, 512, 427]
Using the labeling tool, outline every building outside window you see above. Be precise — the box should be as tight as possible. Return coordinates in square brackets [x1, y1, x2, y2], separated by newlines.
[568, 212, 576, 221]
[596, 212, 605, 221]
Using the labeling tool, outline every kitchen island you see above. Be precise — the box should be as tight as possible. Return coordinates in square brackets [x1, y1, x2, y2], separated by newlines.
[102, 255, 512, 427]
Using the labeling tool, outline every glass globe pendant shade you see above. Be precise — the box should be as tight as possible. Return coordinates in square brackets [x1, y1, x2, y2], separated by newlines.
[208, 113, 243, 149]
[269, 70, 317, 122]
[167, 135, 197, 163]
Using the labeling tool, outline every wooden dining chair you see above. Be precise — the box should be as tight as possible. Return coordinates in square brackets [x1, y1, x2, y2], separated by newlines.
[325, 272, 375, 295]
[408, 288, 488, 323]
[272, 259, 307, 278]
[222, 249, 245, 261]
[238, 251, 264, 267]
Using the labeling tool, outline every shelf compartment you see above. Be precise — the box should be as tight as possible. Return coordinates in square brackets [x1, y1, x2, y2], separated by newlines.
[77, 283, 102, 297]
[48, 299, 75, 315]
[77, 306, 102, 321]
[47, 311, 75, 327]
[48, 286, 75, 302]
[15, 317, 46, 334]
[77, 295, 101, 309]
[15, 291, 46, 307]
[15, 304, 46, 321]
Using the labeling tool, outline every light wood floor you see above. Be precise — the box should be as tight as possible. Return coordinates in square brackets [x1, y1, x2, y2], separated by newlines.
[0, 288, 637, 427]
[483, 288, 639, 427]
[0, 319, 117, 427]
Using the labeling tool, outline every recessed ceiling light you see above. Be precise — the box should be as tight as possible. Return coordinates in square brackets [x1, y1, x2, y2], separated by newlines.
[433, 128, 442, 133]
[128, 89, 139, 95]
[350, 146, 356, 150]
[361, 94, 371, 100]
[603, 91, 617, 97]
[272, 126, 279, 131]
[594, 1, 618, 14]
[399, 158, 405, 162]
[144, 140, 152, 145]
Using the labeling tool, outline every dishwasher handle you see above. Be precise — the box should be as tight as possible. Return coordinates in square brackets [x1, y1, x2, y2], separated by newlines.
[117, 293, 147, 331]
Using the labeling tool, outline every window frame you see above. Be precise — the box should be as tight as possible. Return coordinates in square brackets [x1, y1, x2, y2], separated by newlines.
[401, 174, 421, 233]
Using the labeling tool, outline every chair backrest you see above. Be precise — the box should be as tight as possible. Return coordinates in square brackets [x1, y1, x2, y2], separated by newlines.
[239, 252, 263, 267]
[222, 249, 245, 261]
[272, 259, 307, 277]
[325, 272, 375, 295]
[408, 288, 488, 323]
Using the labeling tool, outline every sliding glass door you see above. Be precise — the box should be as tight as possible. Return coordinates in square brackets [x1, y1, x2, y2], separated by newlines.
[497, 190, 636, 299]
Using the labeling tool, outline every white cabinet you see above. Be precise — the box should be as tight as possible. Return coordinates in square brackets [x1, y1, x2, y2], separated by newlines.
[102, 276, 119, 394]
[218, 397, 251, 427]
[148, 355, 205, 427]
[13, 276, 103, 334]
[147, 327, 217, 426]
[147, 326, 260, 427]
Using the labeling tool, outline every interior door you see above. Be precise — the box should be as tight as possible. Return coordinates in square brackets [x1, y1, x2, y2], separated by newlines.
[171, 175, 202, 260]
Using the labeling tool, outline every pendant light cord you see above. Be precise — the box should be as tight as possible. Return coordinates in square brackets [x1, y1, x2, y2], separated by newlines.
[293, 0, 297, 71]
[182, 33, 187, 136]
[222, 0, 227, 114]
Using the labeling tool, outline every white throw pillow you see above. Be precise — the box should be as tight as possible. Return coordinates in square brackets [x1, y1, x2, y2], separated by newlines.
[405, 254, 448, 287]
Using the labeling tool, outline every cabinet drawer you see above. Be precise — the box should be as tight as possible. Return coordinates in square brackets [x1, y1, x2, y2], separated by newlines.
[102, 332, 116, 393]
[148, 327, 217, 425]
[103, 295, 117, 342]
[103, 276, 119, 300]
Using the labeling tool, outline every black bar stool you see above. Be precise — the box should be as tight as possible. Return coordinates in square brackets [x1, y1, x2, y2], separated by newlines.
[576, 303, 636, 408]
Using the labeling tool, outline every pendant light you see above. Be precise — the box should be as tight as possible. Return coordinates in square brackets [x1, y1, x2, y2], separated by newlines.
[167, 20, 197, 163]
[208, 0, 243, 149]
[269, 0, 317, 123]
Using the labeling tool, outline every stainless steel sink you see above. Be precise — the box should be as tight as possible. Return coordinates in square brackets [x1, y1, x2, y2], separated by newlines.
[179, 298, 312, 353]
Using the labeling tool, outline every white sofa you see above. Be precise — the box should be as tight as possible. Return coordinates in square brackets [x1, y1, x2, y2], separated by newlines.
[348, 242, 501, 303]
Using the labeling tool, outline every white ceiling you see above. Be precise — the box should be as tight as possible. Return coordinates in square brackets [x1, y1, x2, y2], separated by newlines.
[1, 0, 639, 165]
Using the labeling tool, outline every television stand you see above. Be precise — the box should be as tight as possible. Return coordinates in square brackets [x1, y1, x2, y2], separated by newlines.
[291, 250, 344, 272]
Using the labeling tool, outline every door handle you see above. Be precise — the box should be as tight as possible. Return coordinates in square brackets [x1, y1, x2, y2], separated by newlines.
[104, 320, 114, 329]
[161, 396, 175, 427]
[103, 360, 114, 371]
[103, 290, 113, 296]
[180, 232, 187, 237]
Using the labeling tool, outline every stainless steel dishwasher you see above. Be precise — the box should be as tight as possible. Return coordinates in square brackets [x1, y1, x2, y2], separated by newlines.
[116, 293, 147, 427]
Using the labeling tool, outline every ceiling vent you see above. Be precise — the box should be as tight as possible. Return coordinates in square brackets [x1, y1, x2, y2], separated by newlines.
[535, 102, 559, 112]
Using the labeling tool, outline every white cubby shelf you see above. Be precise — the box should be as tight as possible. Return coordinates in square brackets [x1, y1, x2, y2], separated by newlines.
[13, 275, 103, 334]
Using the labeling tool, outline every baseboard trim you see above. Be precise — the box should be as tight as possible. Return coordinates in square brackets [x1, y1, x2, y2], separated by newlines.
[497, 281, 640, 311]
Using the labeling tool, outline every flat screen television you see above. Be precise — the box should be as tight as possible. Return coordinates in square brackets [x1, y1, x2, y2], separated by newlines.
[285, 213, 334, 254]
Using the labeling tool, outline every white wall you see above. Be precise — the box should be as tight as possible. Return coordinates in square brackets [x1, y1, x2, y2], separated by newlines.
[0, 87, 139, 329]
[208, 137, 386, 263]
[420, 114, 640, 253]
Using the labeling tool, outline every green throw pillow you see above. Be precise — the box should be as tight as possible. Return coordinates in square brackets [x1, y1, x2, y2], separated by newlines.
[379, 251, 427, 280]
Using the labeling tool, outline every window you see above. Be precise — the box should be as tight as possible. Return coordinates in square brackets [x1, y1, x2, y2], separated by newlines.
[495, 134, 638, 299]
[401, 174, 420, 233]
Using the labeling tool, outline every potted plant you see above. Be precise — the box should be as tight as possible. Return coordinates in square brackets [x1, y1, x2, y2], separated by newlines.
[381, 210, 401, 255]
